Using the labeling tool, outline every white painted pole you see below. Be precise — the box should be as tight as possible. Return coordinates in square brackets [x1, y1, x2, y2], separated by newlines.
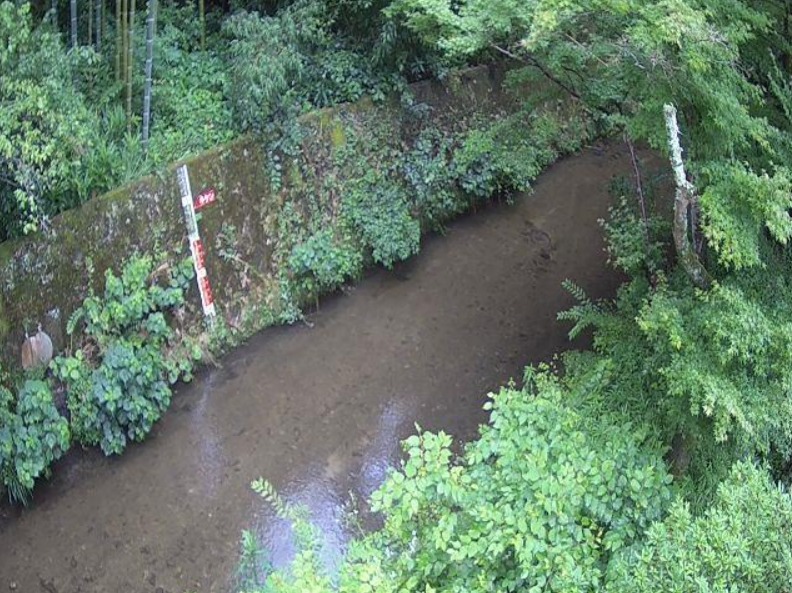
[177, 165, 216, 319]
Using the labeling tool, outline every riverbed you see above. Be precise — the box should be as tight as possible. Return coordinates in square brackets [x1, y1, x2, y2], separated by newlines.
[0, 143, 635, 592]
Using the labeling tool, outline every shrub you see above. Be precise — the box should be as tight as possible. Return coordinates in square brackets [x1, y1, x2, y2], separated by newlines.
[402, 129, 462, 230]
[344, 173, 421, 269]
[53, 256, 199, 455]
[606, 462, 792, 592]
[289, 227, 364, 295]
[0, 380, 70, 503]
[242, 369, 673, 593]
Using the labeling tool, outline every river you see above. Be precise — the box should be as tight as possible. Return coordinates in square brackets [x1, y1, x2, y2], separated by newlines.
[0, 143, 635, 592]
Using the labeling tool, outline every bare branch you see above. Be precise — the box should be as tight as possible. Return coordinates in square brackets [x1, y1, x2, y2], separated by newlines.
[625, 134, 649, 235]
[564, 33, 609, 67]
[490, 44, 583, 101]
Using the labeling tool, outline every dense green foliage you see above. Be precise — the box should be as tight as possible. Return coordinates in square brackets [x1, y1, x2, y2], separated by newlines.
[52, 255, 199, 455]
[223, 1, 400, 135]
[0, 379, 70, 503]
[0, 2, 95, 237]
[360, 373, 672, 593]
[232, 0, 792, 591]
[606, 462, 792, 592]
[0, 0, 436, 241]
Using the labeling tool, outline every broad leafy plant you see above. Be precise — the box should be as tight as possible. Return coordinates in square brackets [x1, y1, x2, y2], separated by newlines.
[607, 462, 792, 592]
[0, 379, 70, 503]
[402, 128, 460, 230]
[344, 170, 422, 269]
[289, 227, 364, 298]
[53, 256, 198, 455]
[241, 370, 673, 593]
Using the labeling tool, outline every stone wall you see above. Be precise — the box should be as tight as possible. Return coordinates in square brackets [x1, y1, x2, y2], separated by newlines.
[0, 64, 525, 368]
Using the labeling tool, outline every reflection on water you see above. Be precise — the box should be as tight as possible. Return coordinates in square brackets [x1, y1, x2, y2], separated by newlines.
[359, 399, 410, 497]
[191, 370, 227, 499]
[254, 397, 411, 571]
[257, 473, 348, 572]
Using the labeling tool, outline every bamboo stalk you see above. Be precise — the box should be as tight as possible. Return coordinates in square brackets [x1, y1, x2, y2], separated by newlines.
[115, 0, 122, 80]
[126, 0, 135, 135]
[141, 0, 156, 152]
[88, 0, 92, 47]
[199, 0, 205, 50]
[122, 0, 128, 116]
[70, 0, 77, 49]
[95, 0, 102, 50]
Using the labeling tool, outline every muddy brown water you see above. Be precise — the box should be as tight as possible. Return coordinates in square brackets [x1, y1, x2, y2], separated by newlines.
[1, 144, 638, 592]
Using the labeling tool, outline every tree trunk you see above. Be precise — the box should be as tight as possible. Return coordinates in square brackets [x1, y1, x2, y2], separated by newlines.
[141, 0, 156, 152]
[663, 104, 711, 290]
[70, 0, 77, 49]
[126, 0, 135, 135]
[51, 0, 57, 28]
[88, 0, 92, 47]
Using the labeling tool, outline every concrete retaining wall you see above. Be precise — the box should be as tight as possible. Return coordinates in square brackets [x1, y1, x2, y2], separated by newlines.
[0, 64, 527, 368]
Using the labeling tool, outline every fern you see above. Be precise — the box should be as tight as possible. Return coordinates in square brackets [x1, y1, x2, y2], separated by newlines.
[557, 280, 608, 340]
[66, 308, 84, 336]
[251, 478, 287, 516]
[561, 279, 591, 305]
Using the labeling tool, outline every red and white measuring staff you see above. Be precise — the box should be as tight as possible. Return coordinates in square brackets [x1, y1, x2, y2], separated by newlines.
[177, 164, 217, 319]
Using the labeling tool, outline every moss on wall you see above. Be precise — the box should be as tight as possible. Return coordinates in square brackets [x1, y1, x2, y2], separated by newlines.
[0, 63, 532, 369]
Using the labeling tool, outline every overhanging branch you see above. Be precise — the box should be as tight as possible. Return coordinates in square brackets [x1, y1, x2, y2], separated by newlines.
[491, 43, 583, 101]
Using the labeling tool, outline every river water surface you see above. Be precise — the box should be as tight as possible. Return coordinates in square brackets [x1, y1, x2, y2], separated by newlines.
[1, 143, 637, 592]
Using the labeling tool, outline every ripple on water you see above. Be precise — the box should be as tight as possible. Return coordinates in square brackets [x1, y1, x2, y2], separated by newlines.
[251, 396, 412, 571]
